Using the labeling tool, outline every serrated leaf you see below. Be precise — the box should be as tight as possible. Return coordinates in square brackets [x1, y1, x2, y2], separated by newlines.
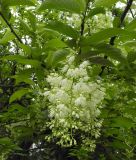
[46, 21, 79, 39]
[94, 0, 118, 8]
[9, 88, 31, 103]
[38, 0, 86, 14]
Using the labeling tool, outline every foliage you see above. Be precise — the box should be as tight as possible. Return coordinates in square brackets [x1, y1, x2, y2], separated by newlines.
[0, 0, 136, 160]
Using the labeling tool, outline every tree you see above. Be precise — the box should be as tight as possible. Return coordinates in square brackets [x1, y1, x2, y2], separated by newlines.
[0, 0, 136, 159]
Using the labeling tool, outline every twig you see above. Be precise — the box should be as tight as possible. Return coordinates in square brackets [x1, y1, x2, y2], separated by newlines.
[0, 11, 23, 44]
[78, 0, 90, 55]
[99, 0, 134, 76]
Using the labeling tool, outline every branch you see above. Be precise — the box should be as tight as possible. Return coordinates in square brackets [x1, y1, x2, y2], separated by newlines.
[78, 0, 90, 55]
[120, 0, 134, 24]
[0, 11, 23, 44]
[99, 0, 134, 76]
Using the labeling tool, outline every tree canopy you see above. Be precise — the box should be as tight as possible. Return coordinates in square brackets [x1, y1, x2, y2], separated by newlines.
[0, 0, 136, 159]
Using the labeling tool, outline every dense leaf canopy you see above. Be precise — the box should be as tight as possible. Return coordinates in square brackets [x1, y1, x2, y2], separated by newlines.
[0, 0, 136, 160]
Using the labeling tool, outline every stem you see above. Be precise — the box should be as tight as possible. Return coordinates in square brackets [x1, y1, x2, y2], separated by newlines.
[78, 0, 90, 55]
[99, 0, 134, 76]
[0, 11, 23, 44]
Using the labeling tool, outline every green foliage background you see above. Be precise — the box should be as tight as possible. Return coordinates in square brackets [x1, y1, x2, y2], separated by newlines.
[0, 0, 136, 159]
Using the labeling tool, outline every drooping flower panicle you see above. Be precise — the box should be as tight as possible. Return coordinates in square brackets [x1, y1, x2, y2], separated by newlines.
[43, 55, 105, 151]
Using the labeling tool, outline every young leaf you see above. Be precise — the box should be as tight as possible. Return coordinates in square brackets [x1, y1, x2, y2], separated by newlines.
[38, 0, 86, 14]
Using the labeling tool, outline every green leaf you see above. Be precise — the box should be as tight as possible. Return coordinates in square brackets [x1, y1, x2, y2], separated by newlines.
[9, 88, 31, 103]
[27, 11, 37, 31]
[96, 44, 126, 63]
[127, 51, 136, 63]
[38, 0, 86, 13]
[46, 21, 79, 39]
[1, 55, 41, 68]
[47, 49, 69, 66]
[125, 19, 136, 31]
[45, 39, 67, 49]
[111, 141, 130, 150]
[0, 29, 15, 44]
[2, 0, 36, 6]
[19, 43, 32, 56]
[0, 137, 12, 145]
[88, 7, 105, 18]
[80, 28, 136, 46]
[111, 117, 134, 128]
[94, 0, 118, 8]
[9, 104, 27, 112]
[89, 56, 114, 66]
[122, 41, 136, 48]
[20, 20, 33, 35]
[12, 69, 35, 85]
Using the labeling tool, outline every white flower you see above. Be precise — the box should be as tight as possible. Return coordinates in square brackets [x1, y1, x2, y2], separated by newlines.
[60, 78, 72, 91]
[43, 55, 105, 149]
[55, 90, 70, 103]
[79, 61, 89, 68]
[56, 104, 69, 118]
[66, 68, 75, 77]
[68, 56, 75, 64]
[75, 96, 87, 106]
[46, 75, 62, 87]
[43, 91, 50, 96]
[73, 82, 90, 94]
[62, 64, 69, 73]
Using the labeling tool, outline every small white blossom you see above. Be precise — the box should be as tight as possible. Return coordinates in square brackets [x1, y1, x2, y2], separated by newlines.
[75, 96, 87, 106]
[68, 55, 75, 64]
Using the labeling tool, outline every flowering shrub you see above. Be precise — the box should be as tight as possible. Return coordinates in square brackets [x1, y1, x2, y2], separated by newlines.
[43, 56, 105, 151]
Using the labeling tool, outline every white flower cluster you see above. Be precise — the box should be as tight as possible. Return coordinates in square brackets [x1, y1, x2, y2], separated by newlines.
[90, 11, 113, 33]
[43, 56, 105, 151]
